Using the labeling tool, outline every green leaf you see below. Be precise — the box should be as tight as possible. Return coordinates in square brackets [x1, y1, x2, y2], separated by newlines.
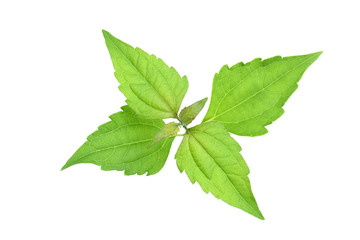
[203, 52, 322, 136]
[175, 121, 264, 219]
[102, 30, 189, 119]
[179, 97, 208, 126]
[148, 122, 180, 148]
[61, 106, 174, 175]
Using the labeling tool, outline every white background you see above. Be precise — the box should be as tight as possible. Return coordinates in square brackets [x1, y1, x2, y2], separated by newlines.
[1, 0, 359, 239]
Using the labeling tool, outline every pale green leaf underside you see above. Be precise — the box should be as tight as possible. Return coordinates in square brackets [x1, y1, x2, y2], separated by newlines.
[62, 106, 174, 175]
[203, 52, 322, 136]
[175, 121, 264, 219]
[103, 30, 189, 119]
[179, 97, 208, 126]
[148, 122, 179, 148]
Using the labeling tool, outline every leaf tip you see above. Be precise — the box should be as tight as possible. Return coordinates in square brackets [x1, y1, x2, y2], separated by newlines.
[60, 164, 69, 171]
[61, 159, 77, 171]
[306, 51, 323, 62]
[102, 29, 110, 36]
[247, 206, 265, 220]
[313, 50, 323, 58]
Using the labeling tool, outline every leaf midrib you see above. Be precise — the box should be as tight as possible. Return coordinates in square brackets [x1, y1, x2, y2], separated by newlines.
[213, 57, 298, 116]
[106, 34, 177, 117]
[74, 122, 162, 162]
[205, 54, 318, 122]
[186, 129, 258, 213]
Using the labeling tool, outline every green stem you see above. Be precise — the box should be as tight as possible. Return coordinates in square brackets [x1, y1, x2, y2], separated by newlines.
[176, 116, 189, 131]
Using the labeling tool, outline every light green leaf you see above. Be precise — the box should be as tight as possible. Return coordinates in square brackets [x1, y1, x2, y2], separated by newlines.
[61, 106, 174, 175]
[179, 97, 208, 126]
[175, 121, 264, 219]
[203, 52, 322, 136]
[102, 30, 189, 119]
[148, 122, 180, 148]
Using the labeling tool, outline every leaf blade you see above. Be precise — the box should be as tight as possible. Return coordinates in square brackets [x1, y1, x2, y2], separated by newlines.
[179, 97, 208, 126]
[203, 52, 322, 136]
[62, 106, 174, 175]
[102, 30, 189, 119]
[148, 122, 180, 148]
[175, 122, 264, 219]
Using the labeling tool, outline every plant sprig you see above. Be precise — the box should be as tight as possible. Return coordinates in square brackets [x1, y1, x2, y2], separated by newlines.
[62, 30, 321, 219]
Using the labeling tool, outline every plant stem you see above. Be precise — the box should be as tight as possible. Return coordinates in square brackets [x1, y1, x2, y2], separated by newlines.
[176, 116, 188, 131]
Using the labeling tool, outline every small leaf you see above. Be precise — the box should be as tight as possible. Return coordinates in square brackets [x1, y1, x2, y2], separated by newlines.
[203, 52, 322, 136]
[179, 97, 208, 126]
[175, 121, 264, 219]
[148, 122, 180, 148]
[61, 106, 174, 175]
[102, 30, 189, 119]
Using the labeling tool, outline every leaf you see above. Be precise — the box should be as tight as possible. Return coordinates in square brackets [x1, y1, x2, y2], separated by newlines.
[175, 121, 264, 219]
[61, 106, 174, 175]
[102, 30, 189, 119]
[203, 52, 322, 136]
[179, 97, 208, 126]
[148, 122, 180, 148]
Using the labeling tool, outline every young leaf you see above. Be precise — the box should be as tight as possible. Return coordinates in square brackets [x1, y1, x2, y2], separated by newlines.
[148, 122, 180, 148]
[179, 97, 208, 126]
[175, 121, 264, 219]
[61, 106, 174, 175]
[103, 30, 189, 119]
[203, 52, 322, 136]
